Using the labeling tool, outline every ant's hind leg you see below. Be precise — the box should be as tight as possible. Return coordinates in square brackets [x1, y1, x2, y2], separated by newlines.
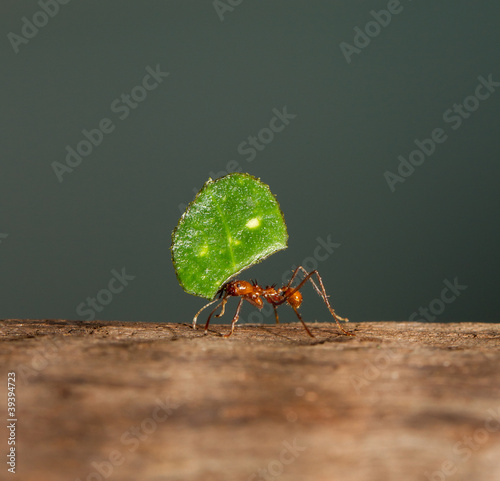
[285, 267, 326, 305]
[284, 267, 354, 336]
[223, 298, 244, 338]
[294, 266, 325, 299]
[291, 305, 315, 338]
[305, 270, 354, 336]
[285, 266, 302, 289]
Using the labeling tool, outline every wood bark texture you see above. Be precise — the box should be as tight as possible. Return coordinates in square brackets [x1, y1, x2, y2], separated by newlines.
[1, 319, 499, 481]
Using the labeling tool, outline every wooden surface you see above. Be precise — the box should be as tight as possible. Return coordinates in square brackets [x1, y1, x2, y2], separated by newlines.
[1, 319, 500, 481]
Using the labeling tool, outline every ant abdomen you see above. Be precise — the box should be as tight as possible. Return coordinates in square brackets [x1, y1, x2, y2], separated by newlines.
[280, 287, 303, 309]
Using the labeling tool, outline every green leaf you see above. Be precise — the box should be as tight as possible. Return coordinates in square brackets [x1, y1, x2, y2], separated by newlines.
[171, 173, 288, 299]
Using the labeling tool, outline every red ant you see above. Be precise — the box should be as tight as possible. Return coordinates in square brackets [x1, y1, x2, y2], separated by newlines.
[192, 266, 353, 338]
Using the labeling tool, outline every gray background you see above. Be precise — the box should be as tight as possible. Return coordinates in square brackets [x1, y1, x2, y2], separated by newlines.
[1, 1, 499, 327]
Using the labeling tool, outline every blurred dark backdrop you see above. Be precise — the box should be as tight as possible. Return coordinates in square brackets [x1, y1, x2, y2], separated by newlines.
[1, 1, 499, 326]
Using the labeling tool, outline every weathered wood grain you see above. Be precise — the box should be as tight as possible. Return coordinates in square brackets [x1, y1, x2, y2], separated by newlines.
[1, 319, 499, 481]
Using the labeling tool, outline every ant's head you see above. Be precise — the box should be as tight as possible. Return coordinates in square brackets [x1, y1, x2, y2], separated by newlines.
[225, 280, 255, 297]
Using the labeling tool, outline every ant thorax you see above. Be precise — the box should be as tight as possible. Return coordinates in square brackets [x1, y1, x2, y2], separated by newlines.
[261, 286, 284, 305]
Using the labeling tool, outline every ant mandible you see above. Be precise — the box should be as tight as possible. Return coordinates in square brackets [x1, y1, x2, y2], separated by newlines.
[192, 266, 354, 338]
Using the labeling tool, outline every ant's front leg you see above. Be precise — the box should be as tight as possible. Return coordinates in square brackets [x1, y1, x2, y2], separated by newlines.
[193, 298, 219, 329]
[203, 295, 229, 333]
[215, 297, 228, 318]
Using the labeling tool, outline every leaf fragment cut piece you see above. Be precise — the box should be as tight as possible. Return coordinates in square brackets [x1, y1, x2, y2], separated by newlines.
[171, 173, 288, 299]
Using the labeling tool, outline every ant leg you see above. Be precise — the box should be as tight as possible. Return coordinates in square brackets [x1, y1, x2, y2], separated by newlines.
[273, 304, 280, 324]
[279, 267, 354, 336]
[286, 266, 324, 300]
[193, 298, 219, 329]
[223, 298, 244, 338]
[302, 269, 353, 336]
[284, 266, 302, 288]
[215, 297, 228, 318]
[203, 296, 229, 333]
[291, 305, 315, 338]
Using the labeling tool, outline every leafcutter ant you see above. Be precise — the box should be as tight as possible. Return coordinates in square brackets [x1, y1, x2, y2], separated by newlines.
[192, 266, 353, 338]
